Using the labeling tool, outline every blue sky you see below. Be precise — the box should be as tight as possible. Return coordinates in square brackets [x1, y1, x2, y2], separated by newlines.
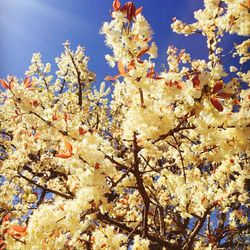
[0, 0, 245, 84]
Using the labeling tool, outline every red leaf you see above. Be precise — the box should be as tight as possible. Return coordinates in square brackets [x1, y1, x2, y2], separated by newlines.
[192, 74, 200, 89]
[0, 79, 9, 89]
[216, 92, 233, 99]
[211, 97, 223, 112]
[79, 127, 86, 135]
[127, 59, 135, 71]
[31, 100, 40, 107]
[135, 6, 143, 16]
[112, 0, 121, 11]
[95, 163, 100, 170]
[24, 77, 32, 88]
[3, 213, 10, 222]
[122, 2, 136, 21]
[11, 225, 27, 233]
[55, 153, 72, 159]
[213, 81, 223, 93]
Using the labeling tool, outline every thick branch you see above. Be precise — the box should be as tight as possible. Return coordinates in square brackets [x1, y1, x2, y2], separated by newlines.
[132, 133, 150, 237]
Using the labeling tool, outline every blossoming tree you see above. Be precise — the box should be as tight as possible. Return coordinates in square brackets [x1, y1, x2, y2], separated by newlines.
[0, 0, 249, 249]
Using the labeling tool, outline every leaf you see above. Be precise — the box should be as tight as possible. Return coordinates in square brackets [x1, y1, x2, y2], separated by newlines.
[0, 79, 9, 89]
[118, 60, 126, 76]
[211, 97, 223, 112]
[135, 6, 143, 16]
[52, 114, 58, 121]
[127, 59, 135, 71]
[79, 127, 86, 135]
[11, 225, 27, 233]
[31, 100, 40, 107]
[24, 77, 32, 88]
[112, 0, 121, 11]
[3, 213, 10, 222]
[137, 47, 150, 58]
[55, 153, 72, 159]
[192, 74, 200, 89]
[34, 132, 41, 140]
[122, 2, 136, 21]
[213, 81, 223, 93]
[64, 140, 73, 154]
[95, 162, 100, 170]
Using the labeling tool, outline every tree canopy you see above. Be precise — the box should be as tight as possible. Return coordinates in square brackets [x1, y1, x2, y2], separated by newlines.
[0, 0, 249, 249]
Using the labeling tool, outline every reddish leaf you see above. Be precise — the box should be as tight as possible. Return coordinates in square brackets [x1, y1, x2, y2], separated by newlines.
[122, 2, 136, 21]
[31, 100, 40, 107]
[55, 153, 72, 159]
[143, 37, 152, 42]
[0, 79, 9, 89]
[101, 243, 107, 248]
[201, 196, 207, 205]
[52, 114, 58, 121]
[3, 213, 10, 222]
[213, 81, 223, 93]
[24, 77, 32, 88]
[233, 98, 240, 105]
[216, 92, 233, 99]
[211, 97, 223, 112]
[79, 127, 86, 135]
[11, 225, 27, 233]
[112, 0, 121, 11]
[105, 75, 119, 81]
[118, 60, 126, 76]
[64, 140, 73, 154]
[127, 59, 135, 71]
[135, 6, 143, 16]
[136, 47, 150, 58]
[34, 132, 41, 140]
[95, 163, 100, 170]
[192, 74, 200, 89]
